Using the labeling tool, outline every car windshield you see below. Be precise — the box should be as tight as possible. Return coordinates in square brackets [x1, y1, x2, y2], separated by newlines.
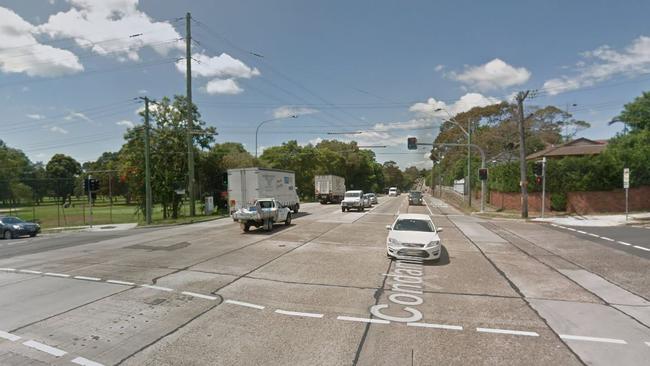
[393, 219, 434, 232]
[345, 192, 361, 197]
[410, 192, 421, 197]
[258, 201, 273, 209]
[1, 217, 23, 224]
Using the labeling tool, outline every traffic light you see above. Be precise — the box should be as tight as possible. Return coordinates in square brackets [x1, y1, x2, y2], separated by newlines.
[90, 179, 100, 191]
[535, 176, 542, 185]
[407, 137, 417, 150]
[478, 168, 488, 181]
[533, 161, 543, 176]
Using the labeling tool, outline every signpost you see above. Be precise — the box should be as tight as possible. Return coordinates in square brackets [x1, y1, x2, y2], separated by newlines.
[541, 157, 546, 218]
[623, 168, 630, 221]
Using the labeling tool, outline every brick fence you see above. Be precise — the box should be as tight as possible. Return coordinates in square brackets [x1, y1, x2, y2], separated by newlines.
[489, 186, 650, 214]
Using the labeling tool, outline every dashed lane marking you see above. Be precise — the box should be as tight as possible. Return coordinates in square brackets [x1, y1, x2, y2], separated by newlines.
[22, 340, 67, 357]
[19, 269, 42, 274]
[476, 328, 539, 337]
[588, 233, 600, 237]
[337, 316, 390, 324]
[618, 241, 632, 246]
[224, 299, 265, 310]
[566, 228, 577, 232]
[275, 309, 324, 318]
[550, 227, 649, 253]
[74, 276, 101, 281]
[106, 279, 135, 286]
[645, 341, 650, 347]
[601, 237, 615, 242]
[0, 268, 16, 271]
[182, 291, 218, 301]
[44, 272, 70, 278]
[576, 230, 587, 234]
[140, 284, 174, 292]
[407, 322, 463, 331]
[0, 330, 21, 341]
[72, 357, 105, 366]
[633, 245, 650, 252]
[560, 334, 627, 344]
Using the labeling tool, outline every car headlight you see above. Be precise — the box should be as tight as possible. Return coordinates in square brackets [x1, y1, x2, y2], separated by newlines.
[426, 240, 440, 248]
[388, 238, 400, 246]
[12, 225, 20, 229]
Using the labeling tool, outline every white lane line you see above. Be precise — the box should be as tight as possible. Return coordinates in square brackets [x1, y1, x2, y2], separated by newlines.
[0, 330, 21, 341]
[22, 340, 67, 357]
[550, 224, 559, 227]
[44, 272, 70, 278]
[140, 284, 174, 292]
[566, 228, 577, 232]
[275, 309, 324, 318]
[0, 268, 16, 272]
[336, 316, 390, 324]
[559, 334, 627, 344]
[407, 322, 463, 331]
[19, 269, 42, 274]
[600, 237, 615, 242]
[182, 291, 218, 301]
[645, 341, 650, 347]
[633, 245, 650, 252]
[476, 327, 539, 337]
[588, 233, 600, 237]
[74, 276, 101, 281]
[224, 299, 265, 310]
[106, 279, 135, 286]
[71, 357, 105, 366]
[617, 241, 632, 246]
[576, 230, 587, 234]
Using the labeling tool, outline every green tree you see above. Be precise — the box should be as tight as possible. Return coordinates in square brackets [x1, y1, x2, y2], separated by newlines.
[46, 154, 81, 204]
[616, 91, 650, 131]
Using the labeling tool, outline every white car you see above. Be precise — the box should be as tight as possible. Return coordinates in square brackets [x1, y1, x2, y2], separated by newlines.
[385, 214, 442, 261]
[341, 190, 365, 212]
[388, 187, 398, 197]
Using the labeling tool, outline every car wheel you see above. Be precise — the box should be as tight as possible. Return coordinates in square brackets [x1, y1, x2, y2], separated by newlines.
[3, 230, 13, 240]
[341, 207, 345, 212]
[293, 204, 300, 213]
[360, 206, 364, 212]
[241, 223, 250, 232]
[29, 233, 37, 237]
[285, 213, 292, 225]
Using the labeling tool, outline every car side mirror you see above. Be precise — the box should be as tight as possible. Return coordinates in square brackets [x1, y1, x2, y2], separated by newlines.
[385, 225, 391, 230]
[436, 228, 443, 233]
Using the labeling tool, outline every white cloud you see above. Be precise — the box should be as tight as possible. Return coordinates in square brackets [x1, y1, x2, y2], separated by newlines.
[205, 78, 243, 95]
[434, 64, 445, 72]
[408, 92, 500, 118]
[448, 58, 531, 91]
[64, 111, 92, 122]
[176, 53, 260, 79]
[50, 126, 68, 134]
[116, 119, 134, 128]
[543, 35, 650, 95]
[272, 106, 318, 119]
[138, 89, 147, 94]
[0, 7, 83, 77]
[37, 0, 183, 62]
[26, 113, 45, 120]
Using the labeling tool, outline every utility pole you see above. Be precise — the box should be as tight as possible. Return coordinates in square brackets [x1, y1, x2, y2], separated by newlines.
[516, 91, 530, 218]
[87, 174, 93, 228]
[142, 97, 153, 225]
[467, 121, 472, 207]
[185, 12, 196, 217]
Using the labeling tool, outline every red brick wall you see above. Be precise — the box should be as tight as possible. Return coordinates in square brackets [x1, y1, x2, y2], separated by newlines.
[489, 191, 550, 212]
[566, 186, 650, 214]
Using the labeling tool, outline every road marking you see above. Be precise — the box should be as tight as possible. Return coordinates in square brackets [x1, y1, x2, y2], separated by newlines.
[566, 228, 577, 232]
[22, 340, 67, 357]
[141, 284, 174, 292]
[550, 224, 559, 227]
[617, 241, 632, 246]
[224, 299, 265, 309]
[71, 357, 104, 366]
[645, 341, 650, 347]
[182, 291, 218, 300]
[576, 230, 587, 234]
[588, 233, 600, 237]
[476, 328, 539, 337]
[600, 237, 615, 242]
[74, 276, 101, 281]
[633, 245, 650, 252]
[407, 322, 463, 331]
[107, 280, 135, 286]
[0, 268, 16, 272]
[0, 330, 21, 341]
[19, 269, 42, 274]
[275, 309, 324, 318]
[44, 272, 70, 278]
[336, 316, 390, 324]
[559, 334, 627, 344]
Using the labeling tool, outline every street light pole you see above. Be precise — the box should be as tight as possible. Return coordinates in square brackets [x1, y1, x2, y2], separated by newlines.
[435, 108, 473, 208]
[255, 115, 298, 158]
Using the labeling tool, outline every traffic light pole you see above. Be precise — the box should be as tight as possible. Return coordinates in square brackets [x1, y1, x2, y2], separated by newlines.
[87, 174, 93, 228]
[541, 157, 546, 218]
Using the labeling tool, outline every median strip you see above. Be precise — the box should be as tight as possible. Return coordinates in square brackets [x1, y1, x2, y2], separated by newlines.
[336, 316, 390, 324]
[23, 340, 67, 357]
[275, 309, 324, 318]
[407, 322, 463, 331]
[476, 327, 539, 337]
[560, 334, 627, 344]
[224, 299, 265, 310]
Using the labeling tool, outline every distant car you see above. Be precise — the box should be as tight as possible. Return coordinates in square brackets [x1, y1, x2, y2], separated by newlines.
[408, 191, 423, 205]
[388, 187, 398, 197]
[362, 194, 372, 208]
[386, 214, 442, 261]
[0, 216, 40, 239]
[341, 190, 365, 212]
[365, 193, 378, 204]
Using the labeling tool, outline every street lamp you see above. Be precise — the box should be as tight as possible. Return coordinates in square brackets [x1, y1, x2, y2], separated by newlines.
[435, 108, 473, 207]
[255, 115, 298, 158]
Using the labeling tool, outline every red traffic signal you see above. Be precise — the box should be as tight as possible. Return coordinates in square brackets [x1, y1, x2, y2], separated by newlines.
[407, 137, 417, 150]
[478, 168, 488, 180]
[535, 176, 542, 185]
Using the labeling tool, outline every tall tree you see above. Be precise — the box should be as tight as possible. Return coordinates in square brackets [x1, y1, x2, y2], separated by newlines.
[616, 91, 650, 132]
[45, 154, 81, 204]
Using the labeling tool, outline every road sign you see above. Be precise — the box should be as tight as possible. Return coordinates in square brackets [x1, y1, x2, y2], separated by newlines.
[623, 168, 630, 189]
[407, 137, 417, 150]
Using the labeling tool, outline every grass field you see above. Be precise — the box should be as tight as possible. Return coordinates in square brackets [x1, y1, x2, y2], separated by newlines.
[0, 196, 227, 228]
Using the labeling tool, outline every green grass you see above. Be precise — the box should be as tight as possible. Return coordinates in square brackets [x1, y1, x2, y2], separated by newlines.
[1, 196, 226, 228]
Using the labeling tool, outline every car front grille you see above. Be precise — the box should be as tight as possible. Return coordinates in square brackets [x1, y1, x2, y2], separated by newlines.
[397, 249, 428, 258]
[401, 242, 425, 248]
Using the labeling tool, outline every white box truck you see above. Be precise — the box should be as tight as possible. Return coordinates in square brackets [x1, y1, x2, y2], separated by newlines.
[228, 168, 300, 214]
[314, 175, 346, 204]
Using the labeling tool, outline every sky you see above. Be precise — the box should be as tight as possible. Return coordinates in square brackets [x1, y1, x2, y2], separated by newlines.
[1, 0, 650, 170]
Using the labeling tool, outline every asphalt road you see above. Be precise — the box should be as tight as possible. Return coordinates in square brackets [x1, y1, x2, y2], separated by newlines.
[0, 197, 648, 365]
[546, 224, 650, 259]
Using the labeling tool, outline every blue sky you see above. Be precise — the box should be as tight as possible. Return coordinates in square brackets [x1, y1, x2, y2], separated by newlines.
[1, 0, 650, 169]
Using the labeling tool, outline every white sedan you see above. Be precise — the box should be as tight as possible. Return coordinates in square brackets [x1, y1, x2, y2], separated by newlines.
[385, 214, 442, 261]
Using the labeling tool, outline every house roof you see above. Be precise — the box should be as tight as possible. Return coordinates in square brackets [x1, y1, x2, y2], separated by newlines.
[526, 138, 608, 160]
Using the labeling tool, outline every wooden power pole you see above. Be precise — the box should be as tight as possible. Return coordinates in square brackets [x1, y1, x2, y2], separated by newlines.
[516, 91, 530, 218]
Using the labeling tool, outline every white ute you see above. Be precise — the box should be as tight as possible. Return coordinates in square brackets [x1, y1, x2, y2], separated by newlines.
[341, 190, 365, 212]
[232, 198, 292, 232]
